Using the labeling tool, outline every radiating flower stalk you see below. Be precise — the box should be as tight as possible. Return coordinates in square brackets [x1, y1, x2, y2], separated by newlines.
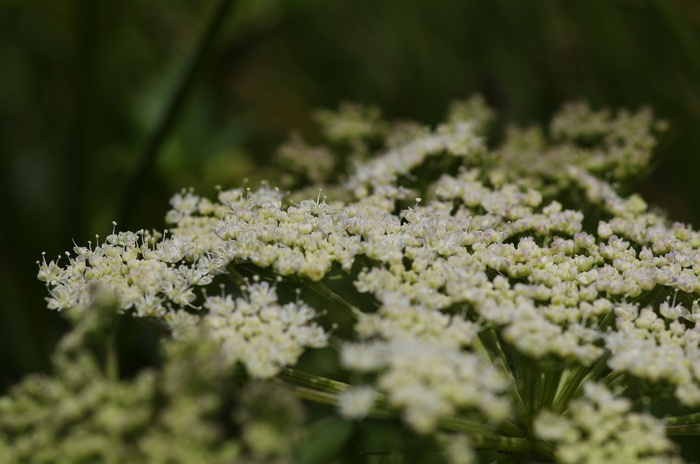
[26, 97, 700, 462]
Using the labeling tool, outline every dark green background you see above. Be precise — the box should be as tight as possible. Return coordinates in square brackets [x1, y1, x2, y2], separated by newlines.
[2, 0, 700, 410]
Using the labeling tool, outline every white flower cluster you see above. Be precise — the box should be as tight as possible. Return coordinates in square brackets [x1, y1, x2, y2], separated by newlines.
[211, 187, 363, 281]
[535, 382, 681, 464]
[490, 101, 662, 192]
[347, 117, 486, 193]
[274, 133, 335, 184]
[347, 171, 605, 365]
[313, 101, 388, 145]
[200, 281, 328, 378]
[340, 340, 511, 434]
[39, 98, 698, 460]
[606, 303, 700, 405]
[337, 386, 378, 420]
[37, 228, 216, 316]
[439, 433, 476, 464]
[354, 292, 480, 348]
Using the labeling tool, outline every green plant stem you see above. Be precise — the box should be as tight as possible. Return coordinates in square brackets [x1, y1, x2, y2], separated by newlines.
[552, 313, 614, 413]
[496, 421, 528, 439]
[472, 433, 554, 460]
[524, 358, 542, 423]
[471, 336, 526, 439]
[467, 434, 533, 455]
[569, 352, 611, 402]
[540, 369, 563, 412]
[138, 316, 173, 337]
[551, 364, 588, 413]
[278, 367, 349, 394]
[307, 280, 364, 320]
[513, 356, 531, 427]
[226, 265, 249, 288]
[279, 369, 508, 434]
[534, 440, 557, 458]
[470, 333, 493, 363]
[440, 416, 503, 437]
[278, 380, 346, 407]
[666, 412, 700, 426]
[278, 369, 526, 440]
[281, 368, 527, 439]
[105, 317, 120, 381]
[583, 352, 611, 384]
[665, 424, 700, 436]
[599, 367, 625, 390]
[479, 328, 528, 426]
[117, 0, 235, 229]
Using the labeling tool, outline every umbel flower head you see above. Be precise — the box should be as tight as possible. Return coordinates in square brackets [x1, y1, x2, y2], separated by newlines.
[0, 301, 307, 464]
[36, 96, 700, 463]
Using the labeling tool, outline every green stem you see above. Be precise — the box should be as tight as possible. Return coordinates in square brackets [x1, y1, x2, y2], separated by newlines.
[472, 434, 554, 460]
[540, 369, 563, 412]
[279, 381, 529, 450]
[307, 280, 364, 320]
[496, 421, 528, 439]
[583, 352, 611, 383]
[278, 380, 346, 408]
[137, 316, 173, 337]
[226, 265, 249, 288]
[514, 356, 531, 427]
[277, 380, 400, 421]
[569, 352, 611, 402]
[666, 412, 700, 426]
[532, 440, 557, 460]
[479, 327, 527, 422]
[117, 0, 235, 228]
[472, 336, 527, 438]
[440, 416, 502, 436]
[551, 363, 589, 413]
[471, 435, 532, 455]
[105, 317, 120, 381]
[279, 368, 511, 435]
[665, 424, 700, 436]
[471, 333, 493, 363]
[279, 369, 523, 438]
[278, 367, 350, 394]
[552, 313, 614, 413]
[441, 416, 546, 456]
[599, 367, 625, 390]
[525, 359, 542, 422]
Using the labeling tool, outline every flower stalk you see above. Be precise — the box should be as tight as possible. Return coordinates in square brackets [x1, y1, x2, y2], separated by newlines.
[306, 280, 364, 320]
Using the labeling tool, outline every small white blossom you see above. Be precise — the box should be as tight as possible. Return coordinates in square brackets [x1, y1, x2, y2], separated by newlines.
[440, 434, 476, 464]
[203, 282, 328, 378]
[535, 382, 682, 464]
[338, 386, 378, 420]
[341, 340, 511, 434]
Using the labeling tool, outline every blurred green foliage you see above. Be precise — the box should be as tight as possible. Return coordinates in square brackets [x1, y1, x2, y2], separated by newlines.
[4, 0, 700, 442]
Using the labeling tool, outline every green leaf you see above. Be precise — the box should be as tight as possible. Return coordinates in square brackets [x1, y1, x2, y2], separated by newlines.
[297, 415, 354, 464]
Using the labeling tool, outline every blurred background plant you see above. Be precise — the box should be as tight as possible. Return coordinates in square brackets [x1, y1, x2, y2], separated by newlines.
[4, 0, 700, 460]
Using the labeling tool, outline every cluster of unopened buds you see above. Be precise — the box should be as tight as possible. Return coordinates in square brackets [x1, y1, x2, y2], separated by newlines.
[38, 97, 700, 462]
